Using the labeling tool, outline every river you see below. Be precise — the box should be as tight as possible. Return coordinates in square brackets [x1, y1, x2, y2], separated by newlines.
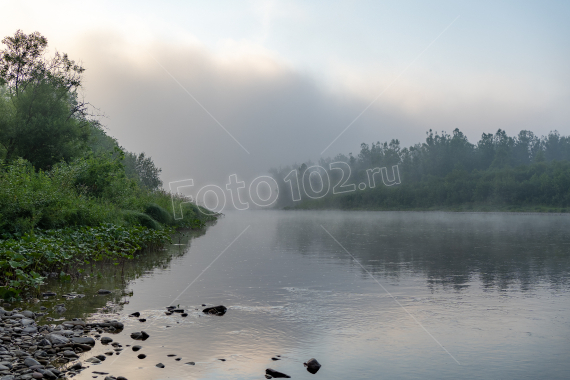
[22, 211, 570, 379]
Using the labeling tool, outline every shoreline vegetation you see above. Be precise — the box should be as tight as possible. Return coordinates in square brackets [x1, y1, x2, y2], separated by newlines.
[0, 30, 218, 301]
[272, 129, 570, 213]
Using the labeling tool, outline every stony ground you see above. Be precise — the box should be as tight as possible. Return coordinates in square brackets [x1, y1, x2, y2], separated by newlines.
[0, 306, 126, 380]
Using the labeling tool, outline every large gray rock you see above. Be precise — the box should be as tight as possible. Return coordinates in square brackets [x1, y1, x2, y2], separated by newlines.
[21, 318, 34, 326]
[22, 326, 38, 334]
[24, 357, 41, 367]
[45, 333, 69, 345]
[21, 311, 35, 319]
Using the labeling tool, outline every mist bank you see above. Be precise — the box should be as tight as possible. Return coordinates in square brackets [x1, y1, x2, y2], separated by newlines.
[270, 128, 570, 212]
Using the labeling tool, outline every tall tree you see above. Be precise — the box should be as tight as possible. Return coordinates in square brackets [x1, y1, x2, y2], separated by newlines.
[0, 30, 91, 169]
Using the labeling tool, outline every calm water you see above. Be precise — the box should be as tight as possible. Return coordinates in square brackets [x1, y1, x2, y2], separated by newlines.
[27, 211, 570, 379]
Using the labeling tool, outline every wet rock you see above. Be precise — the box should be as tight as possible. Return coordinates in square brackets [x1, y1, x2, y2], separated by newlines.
[101, 337, 113, 344]
[271, 357, 280, 361]
[69, 362, 82, 370]
[71, 337, 95, 346]
[173, 309, 184, 313]
[202, 305, 227, 316]
[32, 373, 43, 379]
[304, 358, 321, 374]
[131, 345, 142, 352]
[185, 362, 195, 365]
[138, 319, 146, 322]
[96, 354, 107, 361]
[128, 312, 140, 318]
[137, 354, 146, 359]
[98, 289, 112, 295]
[155, 363, 164, 368]
[63, 350, 79, 358]
[117, 377, 128, 380]
[164, 312, 172, 316]
[265, 369, 291, 378]
[180, 313, 188, 317]
[85, 357, 101, 364]
[130, 331, 149, 341]
[166, 306, 176, 310]
[167, 354, 176, 357]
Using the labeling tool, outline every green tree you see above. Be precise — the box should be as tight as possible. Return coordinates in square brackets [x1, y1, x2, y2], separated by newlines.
[0, 30, 90, 170]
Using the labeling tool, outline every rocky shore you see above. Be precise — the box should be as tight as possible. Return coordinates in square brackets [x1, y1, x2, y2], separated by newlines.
[0, 306, 124, 380]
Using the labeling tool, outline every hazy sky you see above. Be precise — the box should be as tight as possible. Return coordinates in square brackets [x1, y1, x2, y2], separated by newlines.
[2, 0, 569, 191]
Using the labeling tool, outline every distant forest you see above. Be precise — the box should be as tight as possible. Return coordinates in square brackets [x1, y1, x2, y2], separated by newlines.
[270, 128, 570, 212]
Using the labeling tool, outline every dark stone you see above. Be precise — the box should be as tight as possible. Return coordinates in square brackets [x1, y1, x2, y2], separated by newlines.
[202, 305, 227, 316]
[138, 319, 146, 322]
[72, 337, 96, 346]
[130, 331, 149, 341]
[167, 354, 176, 357]
[37, 369, 57, 379]
[117, 377, 128, 380]
[271, 357, 280, 361]
[95, 354, 107, 361]
[185, 362, 195, 365]
[128, 312, 140, 318]
[265, 369, 290, 378]
[137, 354, 146, 359]
[175, 358, 181, 361]
[165, 312, 172, 315]
[100, 337, 113, 344]
[173, 309, 184, 313]
[304, 358, 321, 374]
[131, 345, 142, 352]
[181, 313, 188, 317]
[156, 363, 165, 368]
[166, 306, 176, 310]
[201, 304, 206, 306]
[69, 362, 82, 370]
[218, 359, 226, 361]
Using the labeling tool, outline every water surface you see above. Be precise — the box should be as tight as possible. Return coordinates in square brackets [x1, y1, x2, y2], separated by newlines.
[30, 211, 570, 379]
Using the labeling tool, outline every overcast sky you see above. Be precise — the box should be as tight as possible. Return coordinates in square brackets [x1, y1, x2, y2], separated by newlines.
[2, 0, 569, 192]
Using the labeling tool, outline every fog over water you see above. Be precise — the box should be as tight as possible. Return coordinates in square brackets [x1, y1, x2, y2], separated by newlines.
[31, 211, 570, 380]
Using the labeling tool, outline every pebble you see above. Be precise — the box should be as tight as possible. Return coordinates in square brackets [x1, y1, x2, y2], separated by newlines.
[155, 363, 165, 368]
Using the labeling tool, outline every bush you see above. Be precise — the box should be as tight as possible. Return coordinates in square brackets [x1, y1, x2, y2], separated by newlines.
[122, 210, 162, 230]
[145, 203, 172, 225]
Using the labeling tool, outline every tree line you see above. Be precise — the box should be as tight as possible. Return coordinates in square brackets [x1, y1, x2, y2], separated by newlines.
[270, 128, 570, 211]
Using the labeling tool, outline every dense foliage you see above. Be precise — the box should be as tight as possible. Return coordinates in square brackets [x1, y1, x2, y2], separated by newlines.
[0, 225, 172, 300]
[273, 128, 570, 211]
[0, 30, 217, 299]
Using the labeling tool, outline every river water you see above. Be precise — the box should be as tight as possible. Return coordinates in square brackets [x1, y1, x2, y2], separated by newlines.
[25, 211, 570, 379]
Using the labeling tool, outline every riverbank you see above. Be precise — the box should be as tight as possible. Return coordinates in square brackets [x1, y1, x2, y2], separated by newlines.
[288, 202, 570, 213]
[0, 304, 128, 380]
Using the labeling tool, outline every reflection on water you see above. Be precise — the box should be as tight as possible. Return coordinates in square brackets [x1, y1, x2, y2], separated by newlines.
[20, 212, 570, 379]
